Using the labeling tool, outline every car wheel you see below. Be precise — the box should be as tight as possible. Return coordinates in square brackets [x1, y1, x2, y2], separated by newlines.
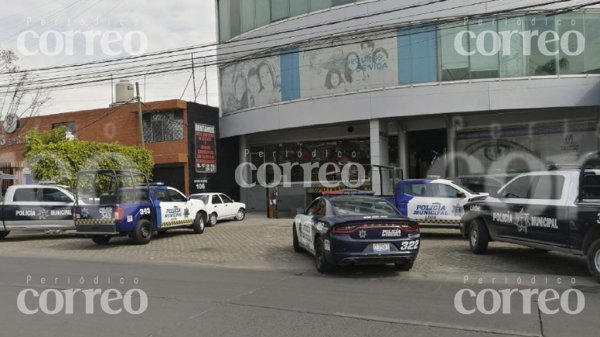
[130, 219, 154, 245]
[235, 208, 246, 221]
[314, 236, 334, 273]
[469, 219, 489, 254]
[0, 231, 9, 240]
[292, 224, 302, 253]
[209, 213, 218, 226]
[91, 235, 111, 245]
[587, 238, 600, 282]
[395, 260, 414, 271]
[193, 212, 206, 234]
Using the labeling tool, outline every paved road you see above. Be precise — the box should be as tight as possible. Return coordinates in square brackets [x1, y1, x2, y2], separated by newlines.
[0, 255, 598, 337]
[0, 213, 593, 278]
[0, 214, 598, 336]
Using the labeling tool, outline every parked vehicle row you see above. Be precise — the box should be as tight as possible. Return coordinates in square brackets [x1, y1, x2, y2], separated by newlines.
[0, 169, 246, 245]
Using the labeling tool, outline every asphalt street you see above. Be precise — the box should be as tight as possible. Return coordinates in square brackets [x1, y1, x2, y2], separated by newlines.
[0, 255, 598, 337]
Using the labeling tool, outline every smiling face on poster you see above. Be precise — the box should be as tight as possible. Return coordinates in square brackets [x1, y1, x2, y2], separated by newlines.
[300, 36, 398, 97]
[220, 56, 282, 113]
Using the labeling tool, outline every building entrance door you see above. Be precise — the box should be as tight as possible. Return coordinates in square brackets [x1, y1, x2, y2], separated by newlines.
[407, 129, 447, 179]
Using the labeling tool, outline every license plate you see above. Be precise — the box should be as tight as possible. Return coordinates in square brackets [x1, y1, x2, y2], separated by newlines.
[373, 243, 390, 253]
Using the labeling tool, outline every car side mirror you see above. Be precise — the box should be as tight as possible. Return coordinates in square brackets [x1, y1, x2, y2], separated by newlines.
[456, 192, 466, 198]
[296, 208, 306, 215]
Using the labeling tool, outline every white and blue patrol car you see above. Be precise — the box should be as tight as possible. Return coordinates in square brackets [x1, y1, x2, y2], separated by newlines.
[395, 179, 487, 228]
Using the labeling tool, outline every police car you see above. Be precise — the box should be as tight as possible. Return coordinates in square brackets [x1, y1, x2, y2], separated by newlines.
[73, 170, 207, 245]
[293, 195, 420, 273]
[395, 179, 488, 228]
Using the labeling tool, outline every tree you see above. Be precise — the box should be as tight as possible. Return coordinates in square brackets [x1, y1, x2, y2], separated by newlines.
[24, 128, 154, 187]
[0, 50, 49, 129]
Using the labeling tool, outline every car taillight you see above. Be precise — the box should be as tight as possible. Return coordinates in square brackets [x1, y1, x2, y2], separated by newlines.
[399, 222, 419, 232]
[114, 207, 124, 221]
[332, 225, 358, 234]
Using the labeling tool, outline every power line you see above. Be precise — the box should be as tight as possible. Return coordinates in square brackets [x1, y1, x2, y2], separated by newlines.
[0, 0, 594, 94]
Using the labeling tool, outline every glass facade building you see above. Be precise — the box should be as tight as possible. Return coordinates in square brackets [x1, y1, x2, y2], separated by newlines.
[219, 11, 600, 115]
[218, 0, 359, 41]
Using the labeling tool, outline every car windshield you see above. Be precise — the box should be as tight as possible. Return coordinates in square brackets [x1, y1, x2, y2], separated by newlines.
[191, 195, 210, 204]
[331, 198, 399, 216]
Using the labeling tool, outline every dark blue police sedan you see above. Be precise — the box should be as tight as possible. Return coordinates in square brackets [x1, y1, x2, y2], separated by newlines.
[293, 195, 420, 273]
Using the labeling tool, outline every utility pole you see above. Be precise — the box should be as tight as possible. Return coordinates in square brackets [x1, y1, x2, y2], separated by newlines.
[204, 56, 208, 105]
[191, 53, 197, 103]
[136, 82, 145, 147]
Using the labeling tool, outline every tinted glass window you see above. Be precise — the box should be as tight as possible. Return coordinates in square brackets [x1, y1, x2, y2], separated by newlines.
[212, 195, 223, 204]
[403, 183, 427, 197]
[221, 194, 233, 203]
[168, 189, 187, 202]
[501, 176, 535, 199]
[432, 184, 461, 198]
[42, 188, 71, 202]
[191, 195, 209, 204]
[13, 188, 38, 202]
[153, 190, 169, 202]
[530, 175, 564, 200]
[306, 199, 321, 215]
[331, 198, 399, 216]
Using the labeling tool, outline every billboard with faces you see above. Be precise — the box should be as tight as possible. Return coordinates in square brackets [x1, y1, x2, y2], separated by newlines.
[220, 56, 282, 114]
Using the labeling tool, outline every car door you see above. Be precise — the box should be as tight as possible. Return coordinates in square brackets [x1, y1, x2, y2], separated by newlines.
[521, 174, 570, 247]
[156, 188, 190, 227]
[296, 199, 323, 251]
[210, 194, 228, 218]
[219, 194, 236, 218]
[4, 187, 42, 229]
[421, 183, 465, 225]
[492, 175, 536, 239]
[40, 187, 75, 229]
[401, 182, 429, 221]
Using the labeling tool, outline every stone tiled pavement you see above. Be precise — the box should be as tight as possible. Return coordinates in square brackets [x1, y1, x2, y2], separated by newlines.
[0, 213, 591, 279]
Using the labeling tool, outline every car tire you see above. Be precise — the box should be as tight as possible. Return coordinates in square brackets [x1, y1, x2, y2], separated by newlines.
[0, 231, 9, 240]
[587, 238, 600, 282]
[193, 212, 206, 234]
[235, 208, 246, 221]
[395, 260, 414, 271]
[292, 224, 302, 253]
[91, 235, 111, 245]
[469, 219, 489, 254]
[314, 236, 335, 273]
[130, 219, 154, 245]
[209, 213, 218, 226]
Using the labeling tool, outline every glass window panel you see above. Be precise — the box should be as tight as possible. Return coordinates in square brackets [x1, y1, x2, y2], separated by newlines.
[229, 0, 242, 39]
[218, 0, 231, 41]
[499, 16, 527, 77]
[271, 0, 289, 22]
[290, 0, 309, 17]
[332, 0, 354, 6]
[255, 0, 271, 27]
[527, 15, 558, 76]
[310, 0, 332, 12]
[469, 19, 499, 79]
[398, 26, 437, 84]
[439, 23, 470, 81]
[584, 12, 600, 74]
[240, 0, 255, 33]
[558, 13, 585, 75]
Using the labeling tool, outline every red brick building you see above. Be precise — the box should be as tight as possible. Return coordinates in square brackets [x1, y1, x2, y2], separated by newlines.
[0, 99, 238, 197]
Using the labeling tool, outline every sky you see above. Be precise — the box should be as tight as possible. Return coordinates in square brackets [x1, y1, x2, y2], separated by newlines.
[0, 0, 219, 115]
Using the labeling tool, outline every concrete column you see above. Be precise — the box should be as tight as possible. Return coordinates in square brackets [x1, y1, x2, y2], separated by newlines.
[397, 121, 409, 180]
[238, 135, 249, 205]
[446, 116, 457, 178]
[370, 120, 391, 195]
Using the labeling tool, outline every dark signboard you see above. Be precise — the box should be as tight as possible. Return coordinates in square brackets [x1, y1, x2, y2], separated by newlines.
[195, 123, 217, 174]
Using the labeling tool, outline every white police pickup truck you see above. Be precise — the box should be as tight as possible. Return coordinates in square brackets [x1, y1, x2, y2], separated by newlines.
[461, 158, 600, 282]
[395, 179, 487, 228]
[0, 184, 76, 239]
